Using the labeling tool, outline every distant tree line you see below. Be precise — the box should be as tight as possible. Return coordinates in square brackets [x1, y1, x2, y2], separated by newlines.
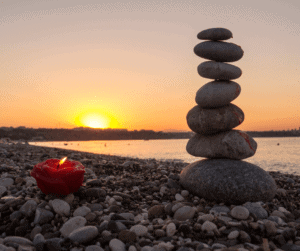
[247, 129, 300, 138]
[0, 126, 299, 141]
[0, 127, 194, 141]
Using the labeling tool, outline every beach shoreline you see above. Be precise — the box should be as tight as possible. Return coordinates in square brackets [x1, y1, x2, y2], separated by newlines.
[1, 142, 300, 251]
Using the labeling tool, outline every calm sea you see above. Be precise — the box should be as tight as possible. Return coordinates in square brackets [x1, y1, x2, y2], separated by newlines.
[30, 137, 300, 175]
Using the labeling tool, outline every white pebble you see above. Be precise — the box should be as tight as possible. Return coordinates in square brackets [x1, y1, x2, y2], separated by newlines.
[230, 206, 249, 220]
[181, 190, 189, 197]
[166, 223, 176, 237]
[228, 230, 239, 239]
[175, 194, 184, 202]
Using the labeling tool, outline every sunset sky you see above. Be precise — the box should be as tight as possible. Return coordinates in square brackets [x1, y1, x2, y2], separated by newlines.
[1, 0, 300, 131]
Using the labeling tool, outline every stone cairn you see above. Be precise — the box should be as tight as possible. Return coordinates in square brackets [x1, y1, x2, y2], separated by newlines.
[180, 28, 277, 204]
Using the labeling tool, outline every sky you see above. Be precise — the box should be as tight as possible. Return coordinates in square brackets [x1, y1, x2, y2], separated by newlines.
[1, 0, 300, 131]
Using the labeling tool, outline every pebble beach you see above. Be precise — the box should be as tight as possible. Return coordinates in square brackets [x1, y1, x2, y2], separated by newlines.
[1, 140, 300, 251]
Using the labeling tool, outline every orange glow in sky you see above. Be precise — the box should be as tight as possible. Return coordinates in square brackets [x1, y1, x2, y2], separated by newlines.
[1, 0, 300, 131]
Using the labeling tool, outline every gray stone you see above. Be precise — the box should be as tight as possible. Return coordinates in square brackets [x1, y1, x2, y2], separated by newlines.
[228, 230, 239, 239]
[3, 236, 33, 246]
[109, 239, 126, 251]
[63, 193, 74, 204]
[0, 186, 7, 197]
[166, 223, 176, 237]
[209, 205, 230, 215]
[212, 243, 227, 249]
[30, 226, 42, 240]
[197, 214, 214, 222]
[197, 27, 233, 41]
[230, 206, 249, 220]
[180, 159, 277, 204]
[60, 216, 87, 237]
[32, 233, 45, 250]
[0, 178, 14, 187]
[87, 203, 103, 212]
[86, 179, 102, 187]
[264, 220, 277, 236]
[73, 206, 91, 217]
[175, 194, 184, 202]
[194, 41, 244, 62]
[173, 206, 196, 221]
[268, 216, 286, 226]
[68, 226, 98, 243]
[34, 208, 54, 225]
[198, 61, 242, 80]
[19, 200, 37, 217]
[84, 188, 106, 198]
[186, 130, 257, 160]
[129, 225, 148, 237]
[52, 199, 70, 216]
[10, 210, 23, 221]
[187, 104, 244, 135]
[119, 213, 134, 221]
[45, 238, 62, 251]
[243, 202, 268, 219]
[86, 246, 104, 251]
[201, 221, 217, 232]
[195, 81, 241, 108]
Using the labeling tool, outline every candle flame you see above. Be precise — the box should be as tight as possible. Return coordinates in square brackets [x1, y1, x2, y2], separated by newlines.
[59, 157, 67, 166]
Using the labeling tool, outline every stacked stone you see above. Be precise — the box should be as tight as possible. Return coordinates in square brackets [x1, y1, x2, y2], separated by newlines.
[180, 28, 277, 204]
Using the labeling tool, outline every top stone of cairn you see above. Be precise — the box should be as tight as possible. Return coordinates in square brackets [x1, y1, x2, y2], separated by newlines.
[197, 28, 233, 41]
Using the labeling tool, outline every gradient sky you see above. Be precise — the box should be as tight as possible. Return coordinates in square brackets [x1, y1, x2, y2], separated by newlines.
[1, 0, 300, 131]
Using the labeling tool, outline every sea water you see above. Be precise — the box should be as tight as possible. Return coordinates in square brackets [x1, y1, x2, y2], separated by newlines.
[30, 137, 300, 175]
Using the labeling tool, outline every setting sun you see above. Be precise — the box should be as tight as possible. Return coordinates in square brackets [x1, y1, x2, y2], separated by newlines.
[75, 113, 109, 128]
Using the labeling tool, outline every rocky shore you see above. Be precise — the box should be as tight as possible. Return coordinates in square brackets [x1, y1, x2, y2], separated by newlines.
[1, 141, 300, 251]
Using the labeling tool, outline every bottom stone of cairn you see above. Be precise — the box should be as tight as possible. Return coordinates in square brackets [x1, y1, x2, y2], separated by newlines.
[180, 159, 277, 204]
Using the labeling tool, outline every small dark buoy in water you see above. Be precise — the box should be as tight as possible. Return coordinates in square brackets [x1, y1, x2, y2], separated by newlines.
[277, 143, 280, 145]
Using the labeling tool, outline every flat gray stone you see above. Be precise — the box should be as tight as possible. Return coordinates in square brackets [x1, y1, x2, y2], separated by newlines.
[0, 178, 14, 187]
[173, 206, 196, 221]
[34, 208, 54, 225]
[197, 28, 233, 41]
[109, 239, 126, 251]
[209, 205, 230, 215]
[73, 206, 91, 217]
[194, 41, 244, 62]
[52, 199, 70, 216]
[0, 186, 7, 197]
[186, 130, 257, 160]
[19, 200, 37, 217]
[243, 202, 268, 219]
[198, 61, 242, 80]
[201, 221, 217, 232]
[60, 216, 87, 237]
[4, 236, 33, 246]
[230, 206, 249, 220]
[187, 104, 244, 135]
[68, 226, 98, 243]
[196, 81, 241, 108]
[180, 159, 277, 204]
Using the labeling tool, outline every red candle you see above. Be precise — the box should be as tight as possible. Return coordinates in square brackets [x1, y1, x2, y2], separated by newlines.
[31, 157, 85, 196]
